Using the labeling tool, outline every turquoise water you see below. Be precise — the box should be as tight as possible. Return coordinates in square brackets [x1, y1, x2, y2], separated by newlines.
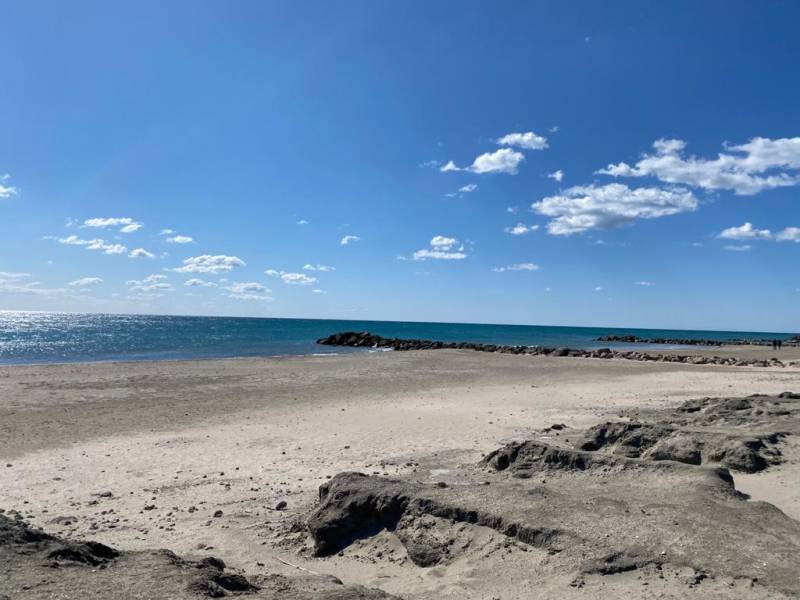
[0, 311, 795, 365]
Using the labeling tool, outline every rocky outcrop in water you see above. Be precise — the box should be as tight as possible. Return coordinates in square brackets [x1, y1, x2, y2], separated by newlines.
[317, 332, 797, 368]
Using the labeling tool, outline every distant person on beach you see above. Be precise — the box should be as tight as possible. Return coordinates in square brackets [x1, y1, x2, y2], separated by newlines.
[772, 339, 777, 350]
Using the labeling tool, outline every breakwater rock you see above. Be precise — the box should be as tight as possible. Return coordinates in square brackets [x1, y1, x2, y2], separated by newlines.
[596, 334, 800, 347]
[316, 331, 796, 368]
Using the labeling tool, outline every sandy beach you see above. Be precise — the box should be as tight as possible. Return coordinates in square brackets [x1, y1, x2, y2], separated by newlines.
[2, 347, 800, 598]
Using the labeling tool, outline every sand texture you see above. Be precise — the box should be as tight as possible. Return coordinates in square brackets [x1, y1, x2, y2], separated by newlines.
[1, 347, 800, 598]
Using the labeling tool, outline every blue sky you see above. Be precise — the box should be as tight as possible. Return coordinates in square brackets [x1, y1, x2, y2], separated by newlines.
[1, 1, 799, 331]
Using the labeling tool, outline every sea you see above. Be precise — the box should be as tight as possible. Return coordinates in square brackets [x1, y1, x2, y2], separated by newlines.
[0, 311, 795, 365]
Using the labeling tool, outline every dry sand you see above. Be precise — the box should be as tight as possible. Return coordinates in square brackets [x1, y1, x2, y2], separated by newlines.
[2, 347, 800, 598]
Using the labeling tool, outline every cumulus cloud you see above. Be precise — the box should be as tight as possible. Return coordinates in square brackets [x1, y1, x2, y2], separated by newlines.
[296, 219, 309, 225]
[340, 235, 361, 245]
[126, 275, 174, 293]
[174, 255, 245, 274]
[504, 223, 539, 235]
[413, 236, 468, 261]
[303, 264, 335, 272]
[532, 183, 697, 235]
[69, 277, 103, 287]
[0, 174, 18, 198]
[224, 282, 273, 301]
[439, 160, 460, 172]
[47, 235, 128, 255]
[227, 282, 269, 293]
[265, 270, 317, 285]
[597, 137, 800, 195]
[184, 278, 217, 287]
[776, 227, 800, 242]
[228, 293, 273, 301]
[716, 222, 800, 244]
[492, 263, 540, 272]
[634, 281, 655, 286]
[469, 148, 525, 174]
[547, 169, 564, 182]
[723, 244, 752, 252]
[82, 217, 142, 233]
[166, 235, 193, 244]
[312, 289, 327, 294]
[718, 222, 772, 240]
[459, 183, 478, 193]
[439, 148, 525, 175]
[496, 131, 548, 150]
[430, 235, 458, 248]
[0, 271, 31, 279]
[129, 248, 155, 259]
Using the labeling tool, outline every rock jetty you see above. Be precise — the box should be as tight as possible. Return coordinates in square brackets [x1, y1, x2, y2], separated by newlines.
[317, 331, 796, 368]
[596, 333, 800, 346]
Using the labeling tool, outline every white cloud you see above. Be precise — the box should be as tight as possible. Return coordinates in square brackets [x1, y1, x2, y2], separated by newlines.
[126, 275, 174, 293]
[296, 219, 309, 225]
[227, 282, 269, 294]
[440, 148, 525, 175]
[492, 263, 540, 272]
[166, 235, 194, 244]
[184, 278, 217, 287]
[69, 277, 103, 287]
[439, 160, 460, 172]
[634, 281, 655, 286]
[312, 289, 327, 294]
[723, 244, 752, 252]
[547, 169, 564, 182]
[174, 255, 245, 274]
[82, 217, 142, 233]
[224, 282, 273, 301]
[469, 148, 525, 174]
[718, 222, 772, 240]
[129, 248, 155, 259]
[532, 183, 697, 235]
[227, 292, 273, 302]
[0, 279, 67, 297]
[0, 174, 18, 198]
[265, 270, 317, 285]
[715, 223, 800, 244]
[413, 236, 468, 261]
[507, 206, 518, 214]
[594, 286, 603, 292]
[413, 249, 468, 260]
[430, 235, 458, 249]
[340, 235, 361, 245]
[504, 223, 539, 235]
[303, 264, 335, 272]
[776, 227, 800, 242]
[0, 271, 30, 279]
[48, 235, 129, 255]
[420, 159, 442, 169]
[496, 131, 548, 150]
[459, 183, 478, 193]
[597, 137, 800, 195]
[159, 229, 175, 235]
